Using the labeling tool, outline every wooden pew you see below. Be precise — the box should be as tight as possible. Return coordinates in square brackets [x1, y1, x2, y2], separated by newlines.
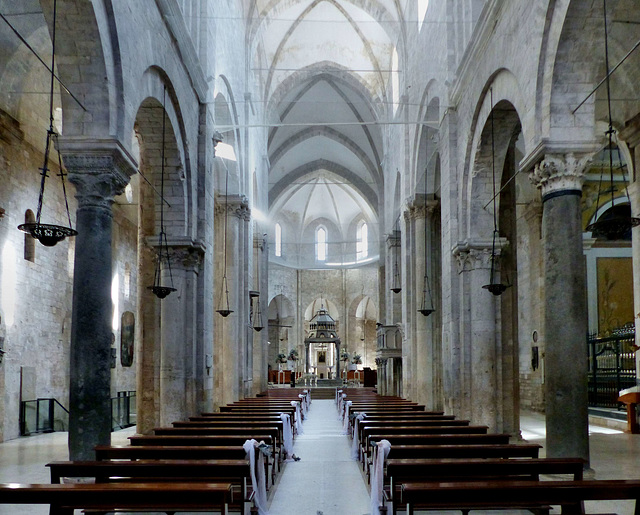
[47, 459, 256, 508]
[0, 482, 232, 515]
[399, 479, 640, 515]
[95, 444, 247, 461]
[385, 443, 542, 460]
[383, 457, 584, 515]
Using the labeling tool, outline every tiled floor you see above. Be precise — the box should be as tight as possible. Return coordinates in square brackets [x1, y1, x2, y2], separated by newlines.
[0, 407, 639, 514]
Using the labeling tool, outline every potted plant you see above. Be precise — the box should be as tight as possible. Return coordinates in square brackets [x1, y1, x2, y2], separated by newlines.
[340, 349, 349, 362]
[287, 349, 299, 361]
[276, 353, 287, 364]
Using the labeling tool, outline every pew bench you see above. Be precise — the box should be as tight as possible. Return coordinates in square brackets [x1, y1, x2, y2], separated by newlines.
[383, 457, 585, 515]
[95, 444, 247, 461]
[398, 479, 640, 515]
[0, 482, 232, 515]
[47, 459, 257, 513]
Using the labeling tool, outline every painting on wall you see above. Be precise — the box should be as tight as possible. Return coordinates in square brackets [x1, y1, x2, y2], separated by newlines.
[597, 257, 634, 335]
[120, 311, 135, 367]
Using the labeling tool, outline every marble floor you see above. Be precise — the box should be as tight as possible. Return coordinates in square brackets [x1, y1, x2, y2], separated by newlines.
[0, 407, 639, 514]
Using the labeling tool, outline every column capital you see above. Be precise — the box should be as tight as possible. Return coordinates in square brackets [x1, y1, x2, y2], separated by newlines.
[406, 194, 440, 220]
[166, 238, 205, 273]
[215, 194, 251, 221]
[453, 239, 507, 272]
[60, 138, 137, 209]
[529, 153, 592, 199]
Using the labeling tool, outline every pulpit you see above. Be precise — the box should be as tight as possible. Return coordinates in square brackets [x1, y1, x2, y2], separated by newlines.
[618, 386, 640, 434]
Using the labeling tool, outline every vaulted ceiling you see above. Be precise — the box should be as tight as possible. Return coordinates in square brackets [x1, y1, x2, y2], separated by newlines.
[245, 0, 410, 266]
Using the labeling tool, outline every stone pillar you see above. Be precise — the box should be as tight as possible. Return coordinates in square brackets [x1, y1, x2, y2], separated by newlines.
[376, 358, 388, 395]
[530, 153, 591, 463]
[402, 208, 416, 401]
[414, 199, 435, 409]
[62, 140, 136, 460]
[305, 341, 310, 373]
[335, 341, 341, 379]
[213, 195, 249, 408]
[455, 246, 499, 430]
[159, 243, 203, 425]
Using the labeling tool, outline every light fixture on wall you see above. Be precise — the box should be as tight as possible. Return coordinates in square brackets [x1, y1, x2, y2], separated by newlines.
[585, 0, 639, 240]
[18, 0, 77, 247]
[148, 87, 176, 299]
[390, 218, 402, 294]
[482, 89, 510, 296]
[418, 132, 435, 317]
[216, 153, 233, 317]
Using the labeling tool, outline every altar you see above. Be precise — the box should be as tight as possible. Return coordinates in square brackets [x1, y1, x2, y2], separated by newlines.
[304, 307, 342, 380]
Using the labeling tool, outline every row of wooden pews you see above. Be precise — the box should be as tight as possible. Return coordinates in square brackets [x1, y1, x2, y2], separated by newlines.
[0, 388, 312, 514]
[337, 388, 640, 515]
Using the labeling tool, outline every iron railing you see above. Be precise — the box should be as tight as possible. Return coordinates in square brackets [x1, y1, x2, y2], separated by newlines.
[20, 398, 69, 436]
[112, 390, 136, 430]
[588, 326, 637, 408]
[20, 391, 137, 436]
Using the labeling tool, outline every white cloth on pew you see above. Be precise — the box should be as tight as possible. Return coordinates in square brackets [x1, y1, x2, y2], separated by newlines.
[298, 394, 308, 416]
[351, 412, 367, 460]
[279, 413, 294, 459]
[370, 439, 391, 515]
[336, 389, 343, 404]
[342, 400, 353, 434]
[290, 400, 303, 435]
[303, 389, 311, 409]
[338, 393, 347, 419]
[243, 438, 269, 515]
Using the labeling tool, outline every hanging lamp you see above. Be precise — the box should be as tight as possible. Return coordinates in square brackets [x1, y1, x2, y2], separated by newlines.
[148, 88, 176, 299]
[585, 0, 640, 240]
[390, 219, 402, 293]
[250, 254, 263, 331]
[418, 132, 435, 316]
[482, 89, 510, 296]
[216, 154, 233, 317]
[18, 0, 77, 247]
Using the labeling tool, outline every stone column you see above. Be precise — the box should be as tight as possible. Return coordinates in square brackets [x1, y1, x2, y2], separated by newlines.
[158, 243, 204, 425]
[414, 199, 436, 409]
[305, 341, 310, 373]
[61, 140, 136, 460]
[335, 341, 341, 379]
[213, 195, 249, 408]
[455, 245, 499, 430]
[402, 208, 416, 401]
[530, 153, 591, 463]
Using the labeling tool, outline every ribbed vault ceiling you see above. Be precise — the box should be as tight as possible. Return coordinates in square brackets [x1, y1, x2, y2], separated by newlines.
[246, 0, 407, 266]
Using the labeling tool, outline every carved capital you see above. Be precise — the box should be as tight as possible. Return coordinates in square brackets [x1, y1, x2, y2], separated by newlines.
[60, 138, 137, 210]
[529, 153, 592, 199]
[375, 357, 388, 367]
[453, 239, 507, 272]
[215, 194, 251, 221]
[150, 238, 205, 273]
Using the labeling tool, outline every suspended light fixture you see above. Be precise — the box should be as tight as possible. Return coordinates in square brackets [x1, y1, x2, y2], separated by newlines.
[482, 89, 510, 296]
[216, 147, 233, 317]
[585, 0, 640, 240]
[148, 87, 176, 299]
[390, 219, 402, 293]
[250, 249, 264, 331]
[18, 0, 77, 247]
[418, 132, 435, 317]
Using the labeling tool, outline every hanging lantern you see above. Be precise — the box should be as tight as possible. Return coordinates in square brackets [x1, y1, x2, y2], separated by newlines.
[585, 0, 640, 239]
[216, 146, 233, 317]
[250, 290, 264, 331]
[390, 223, 402, 293]
[418, 131, 435, 316]
[18, 0, 77, 247]
[482, 89, 509, 296]
[147, 88, 176, 299]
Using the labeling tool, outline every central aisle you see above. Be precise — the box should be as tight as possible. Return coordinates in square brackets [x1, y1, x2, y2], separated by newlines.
[268, 398, 371, 515]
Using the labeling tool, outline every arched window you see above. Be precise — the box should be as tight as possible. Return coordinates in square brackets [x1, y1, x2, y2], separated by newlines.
[357, 221, 368, 260]
[392, 48, 399, 115]
[275, 223, 282, 257]
[418, 0, 429, 32]
[316, 227, 327, 262]
[24, 210, 35, 262]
